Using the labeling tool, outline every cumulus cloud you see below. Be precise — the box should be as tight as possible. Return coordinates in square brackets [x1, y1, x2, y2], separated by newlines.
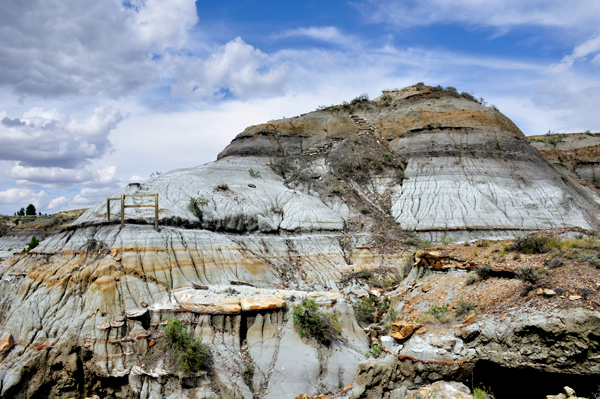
[357, 0, 600, 30]
[0, 188, 48, 208]
[0, 106, 124, 169]
[47, 196, 69, 211]
[171, 37, 289, 100]
[0, 0, 197, 98]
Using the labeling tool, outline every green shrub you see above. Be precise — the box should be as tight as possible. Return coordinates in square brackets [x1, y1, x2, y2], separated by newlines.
[365, 340, 382, 358]
[515, 266, 539, 284]
[22, 236, 39, 253]
[476, 240, 490, 247]
[329, 184, 345, 196]
[455, 299, 476, 316]
[418, 239, 432, 248]
[512, 235, 557, 254]
[163, 319, 209, 375]
[473, 386, 493, 399]
[292, 299, 341, 346]
[354, 296, 379, 324]
[189, 196, 209, 219]
[248, 168, 261, 178]
[583, 255, 600, 268]
[269, 156, 293, 178]
[475, 264, 491, 280]
[242, 362, 254, 386]
[351, 93, 369, 104]
[440, 236, 454, 246]
[422, 304, 450, 323]
[466, 275, 478, 285]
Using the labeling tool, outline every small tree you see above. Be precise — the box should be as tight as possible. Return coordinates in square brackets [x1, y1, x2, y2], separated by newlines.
[25, 204, 36, 216]
[16, 208, 25, 216]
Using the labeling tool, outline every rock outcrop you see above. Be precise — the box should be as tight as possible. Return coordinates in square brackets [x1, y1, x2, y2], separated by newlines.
[0, 85, 600, 398]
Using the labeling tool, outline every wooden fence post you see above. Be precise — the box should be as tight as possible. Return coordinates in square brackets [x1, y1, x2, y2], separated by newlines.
[120, 195, 125, 230]
[155, 194, 159, 231]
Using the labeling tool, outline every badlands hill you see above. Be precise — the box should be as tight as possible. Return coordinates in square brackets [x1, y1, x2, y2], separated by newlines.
[0, 84, 599, 399]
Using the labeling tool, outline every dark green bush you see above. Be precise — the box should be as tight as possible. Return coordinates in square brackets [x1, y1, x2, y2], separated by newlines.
[189, 196, 209, 219]
[475, 264, 491, 280]
[22, 236, 39, 253]
[292, 299, 341, 346]
[163, 319, 209, 375]
[515, 266, 540, 284]
[455, 299, 476, 316]
[511, 235, 556, 254]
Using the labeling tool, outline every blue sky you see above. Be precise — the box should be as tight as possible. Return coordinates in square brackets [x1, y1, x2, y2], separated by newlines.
[0, 0, 599, 214]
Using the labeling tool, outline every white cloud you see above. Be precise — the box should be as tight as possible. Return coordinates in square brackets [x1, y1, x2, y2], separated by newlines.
[8, 164, 119, 189]
[0, 188, 48, 208]
[0, 106, 124, 169]
[279, 27, 356, 47]
[0, 0, 197, 98]
[47, 196, 69, 211]
[357, 0, 600, 30]
[171, 37, 289, 100]
[548, 34, 600, 73]
[72, 186, 122, 207]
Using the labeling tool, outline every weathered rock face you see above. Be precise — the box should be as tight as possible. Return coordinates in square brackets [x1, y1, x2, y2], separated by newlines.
[0, 85, 599, 399]
[530, 132, 600, 184]
[217, 85, 600, 240]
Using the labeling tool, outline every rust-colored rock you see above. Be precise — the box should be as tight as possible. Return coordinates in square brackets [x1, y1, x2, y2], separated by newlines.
[0, 333, 14, 352]
[413, 249, 469, 270]
[462, 314, 476, 325]
[240, 296, 286, 312]
[390, 321, 423, 340]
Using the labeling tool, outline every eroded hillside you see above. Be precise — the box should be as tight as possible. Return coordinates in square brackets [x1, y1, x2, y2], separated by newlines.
[0, 85, 599, 399]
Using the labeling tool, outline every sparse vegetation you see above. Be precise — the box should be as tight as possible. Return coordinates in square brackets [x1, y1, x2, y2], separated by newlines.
[248, 168, 261, 178]
[292, 299, 341, 346]
[354, 296, 390, 325]
[511, 235, 557, 254]
[22, 236, 39, 253]
[440, 236, 454, 246]
[475, 264, 491, 280]
[365, 339, 382, 358]
[515, 266, 540, 284]
[418, 239, 432, 249]
[455, 299, 476, 316]
[163, 319, 209, 375]
[466, 275, 478, 285]
[242, 361, 254, 386]
[329, 184, 345, 196]
[214, 183, 229, 191]
[189, 196, 210, 219]
[529, 131, 565, 147]
[269, 156, 294, 178]
[419, 304, 450, 324]
[473, 386, 494, 399]
[477, 240, 490, 247]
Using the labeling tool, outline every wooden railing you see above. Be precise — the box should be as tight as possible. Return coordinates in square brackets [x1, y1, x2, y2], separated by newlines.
[106, 194, 159, 231]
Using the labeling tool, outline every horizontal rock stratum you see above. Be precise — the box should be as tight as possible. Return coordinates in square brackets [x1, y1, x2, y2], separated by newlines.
[1, 84, 599, 399]
[74, 84, 599, 240]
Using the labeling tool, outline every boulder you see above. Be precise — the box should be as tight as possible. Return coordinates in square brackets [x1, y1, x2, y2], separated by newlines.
[390, 322, 423, 340]
[0, 334, 14, 352]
